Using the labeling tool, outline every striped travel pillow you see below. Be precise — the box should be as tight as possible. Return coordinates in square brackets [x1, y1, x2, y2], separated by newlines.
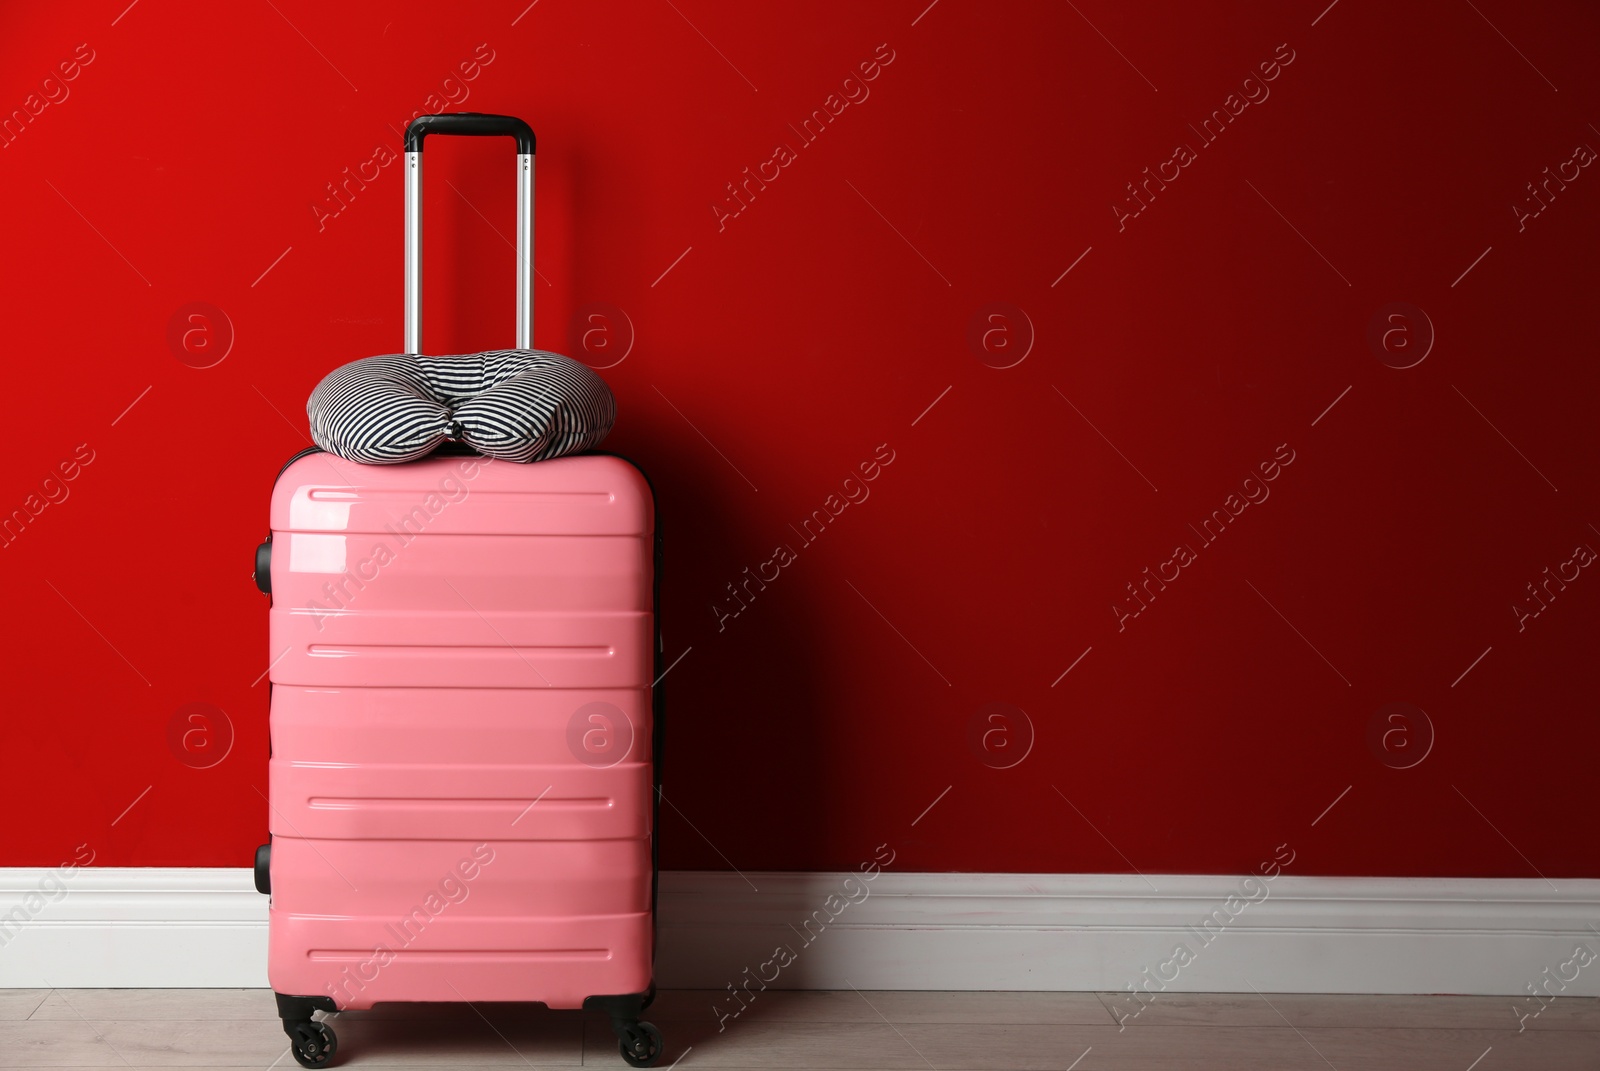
[307, 350, 616, 464]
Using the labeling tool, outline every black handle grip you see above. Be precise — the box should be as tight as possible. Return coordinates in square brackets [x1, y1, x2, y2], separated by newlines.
[404, 112, 535, 154]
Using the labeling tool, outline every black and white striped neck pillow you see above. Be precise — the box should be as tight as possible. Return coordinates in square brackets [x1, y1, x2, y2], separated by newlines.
[307, 349, 616, 464]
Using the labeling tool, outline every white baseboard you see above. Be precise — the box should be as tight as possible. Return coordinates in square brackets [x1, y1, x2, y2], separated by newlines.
[0, 868, 266, 989]
[1, 868, 1596, 995]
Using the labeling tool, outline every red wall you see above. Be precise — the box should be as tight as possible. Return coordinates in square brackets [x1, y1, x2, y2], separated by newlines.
[3, 1, 1597, 878]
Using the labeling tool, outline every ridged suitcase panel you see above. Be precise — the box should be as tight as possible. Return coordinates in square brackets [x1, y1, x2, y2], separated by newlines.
[270, 914, 652, 1010]
[269, 839, 651, 915]
[265, 452, 656, 1011]
[271, 453, 652, 536]
[272, 530, 651, 612]
[268, 756, 652, 840]
[272, 607, 652, 689]
[269, 685, 650, 765]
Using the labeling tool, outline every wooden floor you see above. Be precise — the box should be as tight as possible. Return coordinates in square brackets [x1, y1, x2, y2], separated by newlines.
[0, 988, 1595, 1068]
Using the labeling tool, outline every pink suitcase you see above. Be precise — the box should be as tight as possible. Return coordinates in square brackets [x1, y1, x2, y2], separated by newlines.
[253, 114, 663, 1068]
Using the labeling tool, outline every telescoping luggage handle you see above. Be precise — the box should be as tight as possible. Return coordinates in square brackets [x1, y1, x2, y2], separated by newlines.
[402, 113, 537, 355]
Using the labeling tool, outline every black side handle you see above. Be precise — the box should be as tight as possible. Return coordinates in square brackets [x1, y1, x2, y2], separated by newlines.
[405, 113, 535, 154]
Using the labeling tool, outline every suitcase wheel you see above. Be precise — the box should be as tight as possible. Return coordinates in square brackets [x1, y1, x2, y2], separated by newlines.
[617, 1020, 663, 1067]
[287, 1020, 336, 1068]
[255, 540, 272, 595]
[254, 843, 271, 895]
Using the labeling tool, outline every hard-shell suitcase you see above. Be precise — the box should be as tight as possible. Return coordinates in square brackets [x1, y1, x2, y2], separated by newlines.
[254, 113, 663, 1069]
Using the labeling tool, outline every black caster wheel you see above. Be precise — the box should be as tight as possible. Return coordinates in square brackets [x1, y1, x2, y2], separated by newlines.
[253, 843, 271, 895]
[618, 1020, 663, 1067]
[255, 540, 272, 594]
[288, 1020, 337, 1068]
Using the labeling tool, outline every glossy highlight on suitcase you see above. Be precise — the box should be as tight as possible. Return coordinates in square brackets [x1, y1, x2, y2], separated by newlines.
[254, 113, 664, 1069]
